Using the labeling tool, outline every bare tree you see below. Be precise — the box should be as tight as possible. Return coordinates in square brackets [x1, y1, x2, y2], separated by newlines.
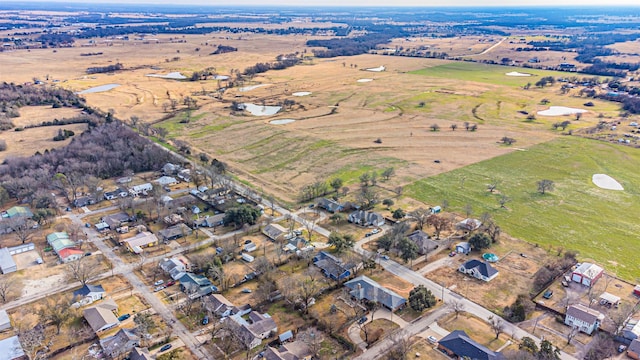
[299, 327, 324, 358]
[295, 270, 321, 315]
[302, 215, 318, 242]
[407, 208, 430, 230]
[427, 214, 450, 239]
[17, 323, 51, 360]
[0, 276, 19, 303]
[66, 257, 101, 285]
[537, 179, 555, 194]
[6, 217, 34, 244]
[387, 333, 411, 360]
[488, 315, 505, 339]
[39, 294, 74, 334]
[450, 300, 465, 319]
[566, 326, 578, 345]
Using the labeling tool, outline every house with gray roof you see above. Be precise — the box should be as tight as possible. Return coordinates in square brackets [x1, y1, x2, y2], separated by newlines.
[100, 328, 139, 359]
[565, 304, 604, 335]
[0, 309, 11, 332]
[407, 230, 439, 255]
[73, 284, 106, 305]
[317, 198, 344, 213]
[0, 335, 26, 360]
[348, 210, 385, 227]
[83, 303, 119, 333]
[230, 311, 278, 349]
[628, 339, 640, 360]
[438, 330, 505, 360]
[264, 341, 312, 360]
[130, 347, 153, 360]
[313, 251, 350, 281]
[104, 188, 128, 200]
[263, 223, 287, 241]
[160, 257, 187, 280]
[0, 248, 17, 274]
[158, 223, 192, 242]
[344, 276, 406, 311]
[459, 259, 499, 282]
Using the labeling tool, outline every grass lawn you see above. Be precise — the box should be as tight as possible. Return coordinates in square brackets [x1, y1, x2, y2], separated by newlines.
[407, 136, 640, 281]
[409, 62, 590, 87]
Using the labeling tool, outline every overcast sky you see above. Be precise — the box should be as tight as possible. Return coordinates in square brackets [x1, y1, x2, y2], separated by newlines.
[20, 0, 640, 7]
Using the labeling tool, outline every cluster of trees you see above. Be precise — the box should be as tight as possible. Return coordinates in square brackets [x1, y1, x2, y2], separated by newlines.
[222, 205, 261, 229]
[377, 222, 419, 264]
[535, 76, 556, 88]
[243, 53, 301, 77]
[532, 250, 577, 293]
[596, 92, 640, 115]
[0, 122, 176, 205]
[308, 27, 402, 58]
[503, 336, 561, 360]
[408, 285, 436, 311]
[52, 128, 75, 141]
[210, 45, 237, 55]
[502, 294, 535, 323]
[85, 63, 123, 74]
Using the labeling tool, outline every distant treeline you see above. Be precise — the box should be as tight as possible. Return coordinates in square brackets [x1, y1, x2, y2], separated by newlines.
[80, 52, 103, 56]
[86, 63, 123, 74]
[243, 53, 301, 76]
[308, 24, 405, 58]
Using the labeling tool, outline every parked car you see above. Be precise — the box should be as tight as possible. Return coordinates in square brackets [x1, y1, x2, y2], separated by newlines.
[293, 230, 302, 236]
[543, 290, 553, 299]
[118, 314, 131, 321]
[244, 239, 252, 245]
[427, 336, 438, 344]
[154, 285, 165, 292]
[381, 255, 390, 260]
[561, 280, 569, 287]
[166, 280, 175, 287]
[202, 316, 209, 325]
[154, 280, 164, 286]
[618, 345, 627, 353]
[84, 252, 91, 257]
[449, 251, 457, 257]
[241, 288, 252, 293]
[357, 316, 367, 325]
[160, 344, 172, 352]
[371, 228, 380, 234]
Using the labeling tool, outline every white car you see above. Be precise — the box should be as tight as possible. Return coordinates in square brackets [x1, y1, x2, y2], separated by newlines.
[371, 228, 380, 234]
[154, 280, 164, 286]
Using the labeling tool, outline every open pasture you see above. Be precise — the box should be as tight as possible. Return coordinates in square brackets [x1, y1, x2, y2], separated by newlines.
[0, 123, 88, 161]
[407, 136, 640, 281]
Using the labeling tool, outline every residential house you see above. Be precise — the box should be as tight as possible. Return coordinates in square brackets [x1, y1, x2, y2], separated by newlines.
[0, 335, 27, 360]
[116, 177, 132, 185]
[0, 309, 11, 331]
[459, 259, 499, 282]
[130, 347, 153, 360]
[179, 272, 217, 299]
[622, 318, 640, 343]
[284, 237, 314, 255]
[104, 188, 128, 200]
[344, 276, 406, 311]
[102, 212, 132, 230]
[47, 232, 83, 262]
[264, 341, 313, 360]
[195, 214, 225, 228]
[244, 242, 258, 252]
[0, 248, 17, 274]
[438, 330, 505, 360]
[407, 230, 439, 255]
[155, 176, 178, 187]
[83, 302, 119, 333]
[230, 311, 278, 349]
[162, 163, 180, 175]
[313, 251, 351, 281]
[129, 183, 153, 196]
[599, 292, 620, 307]
[158, 223, 192, 242]
[348, 210, 385, 227]
[3, 206, 33, 219]
[279, 330, 294, 343]
[456, 218, 482, 232]
[263, 224, 287, 241]
[203, 294, 251, 318]
[73, 284, 106, 305]
[455, 242, 471, 255]
[628, 339, 640, 360]
[100, 328, 139, 359]
[123, 232, 159, 253]
[160, 257, 188, 280]
[73, 196, 96, 208]
[177, 169, 191, 182]
[565, 304, 604, 335]
[317, 198, 344, 213]
[571, 263, 604, 287]
[58, 248, 85, 263]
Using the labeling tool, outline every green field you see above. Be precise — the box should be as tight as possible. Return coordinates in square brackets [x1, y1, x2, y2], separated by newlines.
[409, 62, 593, 87]
[406, 136, 640, 281]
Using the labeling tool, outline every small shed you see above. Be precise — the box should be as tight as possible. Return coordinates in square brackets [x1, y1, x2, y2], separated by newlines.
[279, 330, 294, 343]
[455, 242, 471, 255]
[0, 309, 11, 331]
[600, 292, 621, 306]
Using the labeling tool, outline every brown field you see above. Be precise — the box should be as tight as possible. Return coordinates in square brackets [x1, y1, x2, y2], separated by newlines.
[13, 106, 83, 127]
[0, 123, 88, 161]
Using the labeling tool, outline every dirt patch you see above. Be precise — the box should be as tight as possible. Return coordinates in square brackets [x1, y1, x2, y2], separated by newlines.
[21, 272, 67, 298]
[13, 250, 42, 270]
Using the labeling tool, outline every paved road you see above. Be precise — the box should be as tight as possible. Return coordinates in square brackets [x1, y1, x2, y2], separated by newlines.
[354, 237, 578, 360]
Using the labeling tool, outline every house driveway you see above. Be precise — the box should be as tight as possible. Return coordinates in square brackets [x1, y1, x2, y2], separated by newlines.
[347, 308, 410, 350]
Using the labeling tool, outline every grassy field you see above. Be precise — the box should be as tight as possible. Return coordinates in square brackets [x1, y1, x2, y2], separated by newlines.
[410, 62, 588, 87]
[407, 136, 640, 281]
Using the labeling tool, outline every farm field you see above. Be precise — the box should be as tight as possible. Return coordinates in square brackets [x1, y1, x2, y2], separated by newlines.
[407, 135, 640, 281]
[0, 123, 88, 162]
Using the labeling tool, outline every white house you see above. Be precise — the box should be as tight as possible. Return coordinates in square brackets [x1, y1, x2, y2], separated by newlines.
[565, 304, 604, 335]
[160, 257, 187, 280]
[73, 284, 106, 306]
[458, 259, 499, 282]
[129, 183, 153, 196]
[155, 176, 178, 187]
